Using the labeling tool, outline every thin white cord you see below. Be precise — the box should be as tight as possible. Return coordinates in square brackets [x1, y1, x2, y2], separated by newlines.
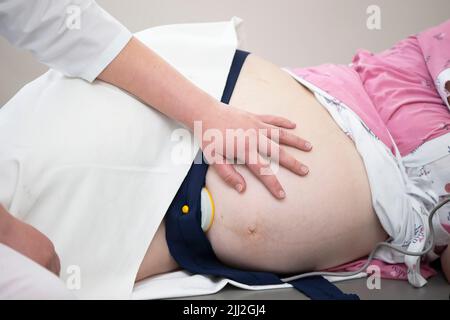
[281, 198, 450, 283]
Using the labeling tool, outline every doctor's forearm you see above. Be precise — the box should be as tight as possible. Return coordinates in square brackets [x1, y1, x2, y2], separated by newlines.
[98, 37, 218, 130]
[97, 36, 312, 199]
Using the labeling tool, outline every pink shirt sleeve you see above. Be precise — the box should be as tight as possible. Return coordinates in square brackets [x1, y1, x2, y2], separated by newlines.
[417, 19, 450, 110]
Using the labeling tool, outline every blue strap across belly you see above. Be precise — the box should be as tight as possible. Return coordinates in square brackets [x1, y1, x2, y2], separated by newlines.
[164, 50, 359, 300]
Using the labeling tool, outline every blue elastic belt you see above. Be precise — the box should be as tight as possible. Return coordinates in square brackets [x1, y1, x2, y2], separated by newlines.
[165, 50, 359, 300]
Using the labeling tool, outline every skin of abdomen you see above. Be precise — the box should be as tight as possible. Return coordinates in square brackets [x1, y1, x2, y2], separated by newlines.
[205, 54, 388, 274]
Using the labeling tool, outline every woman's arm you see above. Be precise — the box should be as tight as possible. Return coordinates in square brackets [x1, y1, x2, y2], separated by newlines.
[98, 37, 312, 199]
[0, 205, 60, 275]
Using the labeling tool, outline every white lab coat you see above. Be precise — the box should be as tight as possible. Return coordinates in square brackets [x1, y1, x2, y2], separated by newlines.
[0, 0, 132, 81]
[0, 14, 239, 298]
[0, 0, 131, 299]
[0, 0, 242, 299]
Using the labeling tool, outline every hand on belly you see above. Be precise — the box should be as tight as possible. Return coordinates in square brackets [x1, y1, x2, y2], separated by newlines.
[204, 54, 387, 274]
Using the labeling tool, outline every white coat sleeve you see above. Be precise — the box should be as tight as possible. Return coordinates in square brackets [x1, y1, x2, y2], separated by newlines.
[0, 0, 132, 82]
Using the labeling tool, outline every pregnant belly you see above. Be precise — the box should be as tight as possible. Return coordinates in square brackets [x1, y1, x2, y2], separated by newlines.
[204, 55, 387, 273]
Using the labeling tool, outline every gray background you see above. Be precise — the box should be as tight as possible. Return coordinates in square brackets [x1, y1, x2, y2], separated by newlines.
[1, 0, 450, 106]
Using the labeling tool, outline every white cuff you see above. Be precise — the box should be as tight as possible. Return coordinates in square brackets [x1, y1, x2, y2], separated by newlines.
[81, 27, 132, 82]
[436, 68, 450, 110]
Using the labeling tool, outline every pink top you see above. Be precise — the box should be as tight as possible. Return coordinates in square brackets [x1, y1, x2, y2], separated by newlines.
[288, 19, 450, 156]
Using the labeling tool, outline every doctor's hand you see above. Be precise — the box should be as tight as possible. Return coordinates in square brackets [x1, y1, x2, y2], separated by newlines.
[197, 103, 312, 199]
[0, 205, 61, 276]
[98, 38, 312, 199]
